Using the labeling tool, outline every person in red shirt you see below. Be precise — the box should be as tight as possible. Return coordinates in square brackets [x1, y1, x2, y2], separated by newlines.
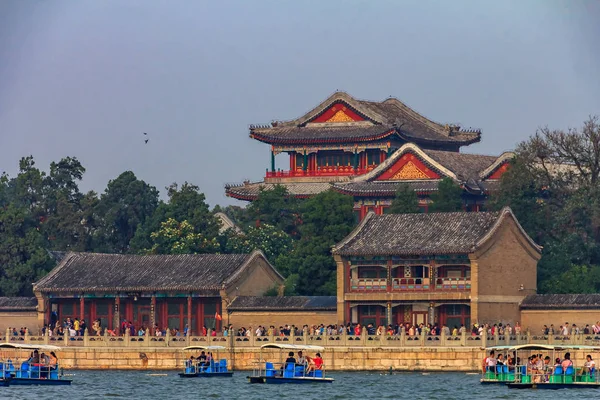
[307, 353, 324, 374]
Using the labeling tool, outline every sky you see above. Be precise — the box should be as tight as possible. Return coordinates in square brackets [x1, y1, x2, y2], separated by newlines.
[1, 0, 599, 208]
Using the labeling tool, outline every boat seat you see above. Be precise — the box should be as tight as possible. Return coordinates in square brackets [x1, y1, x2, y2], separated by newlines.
[314, 370, 323, 378]
[283, 363, 295, 378]
[265, 362, 275, 377]
[502, 365, 508, 374]
[564, 366, 574, 383]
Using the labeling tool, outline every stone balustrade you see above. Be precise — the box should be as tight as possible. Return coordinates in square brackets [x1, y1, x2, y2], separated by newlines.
[5, 327, 600, 349]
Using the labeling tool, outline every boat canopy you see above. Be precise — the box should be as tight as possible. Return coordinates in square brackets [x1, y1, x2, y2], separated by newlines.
[510, 344, 600, 351]
[182, 345, 227, 351]
[0, 343, 62, 351]
[260, 343, 325, 351]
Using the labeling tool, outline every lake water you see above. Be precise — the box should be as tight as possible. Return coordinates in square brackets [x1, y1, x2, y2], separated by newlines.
[2, 370, 598, 399]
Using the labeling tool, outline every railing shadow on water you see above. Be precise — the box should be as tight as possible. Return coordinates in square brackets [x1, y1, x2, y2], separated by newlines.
[12, 328, 600, 349]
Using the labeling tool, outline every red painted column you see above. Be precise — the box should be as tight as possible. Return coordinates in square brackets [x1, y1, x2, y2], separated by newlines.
[151, 295, 156, 335]
[187, 296, 192, 334]
[289, 153, 295, 172]
[80, 296, 85, 321]
[114, 296, 120, 332]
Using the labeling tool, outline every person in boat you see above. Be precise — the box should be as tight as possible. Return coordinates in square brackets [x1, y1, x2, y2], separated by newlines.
[506, 354, 515, 371]
[583, 355, 595, 375]
[285, 352, 296, 367]
[561, 352, 573, 371]
[527, 355, 542, 383]
[541, 356, 552, 382]
[482, 350, 496, 373]
[297, 351, 307, 367]
[306, 353, 323, 374]
[197, 351, 207, 366]
[496, 353, 505, 366]
[48, 352, 58, 370]
[30, 350, 40, 364]
[186, 356, 195, 369]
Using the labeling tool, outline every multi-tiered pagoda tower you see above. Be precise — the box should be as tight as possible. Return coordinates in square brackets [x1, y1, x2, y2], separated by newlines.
[226, 92, 512, 218]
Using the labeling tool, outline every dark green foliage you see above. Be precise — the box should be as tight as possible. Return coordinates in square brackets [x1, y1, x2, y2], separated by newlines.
[429, 178, 463, 212]
[130, 182, 219, 253]
[94, 171, 159, 253]
[277, 190, 355, 295]
[246, 185, 301, 236]
[0, 204, 54, 296]
[388, 183, 420, 214]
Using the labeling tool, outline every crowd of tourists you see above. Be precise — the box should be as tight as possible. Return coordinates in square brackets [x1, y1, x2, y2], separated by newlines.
[539, 322, 600, 336]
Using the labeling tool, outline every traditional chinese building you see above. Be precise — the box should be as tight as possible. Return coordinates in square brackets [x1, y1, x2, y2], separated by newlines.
[33, 250, 284, 334]
[332, 207, 541, 329]
[225, 92, 513, 216]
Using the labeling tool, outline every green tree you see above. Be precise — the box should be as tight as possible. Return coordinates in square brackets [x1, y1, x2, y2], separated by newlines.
[130, 182, 219, 253]
[493, 116, 600, 292]
[224, 224, 292, 261]
[277, 190, 355, 295]
[246, 185, 300, 236]
[540, 264, 600, 294]
[0, 204, 54, 296]
[147, 218, 219, 254]
[429, 177, 463, 212]
[388, 183, 420, 214]
[95, 171, 159, 253]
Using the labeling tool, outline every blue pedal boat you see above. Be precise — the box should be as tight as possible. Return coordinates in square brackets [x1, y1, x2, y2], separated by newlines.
[247, 343, 334, 384]
[178, 345, 233, 378]
[0, 343, 72, 386]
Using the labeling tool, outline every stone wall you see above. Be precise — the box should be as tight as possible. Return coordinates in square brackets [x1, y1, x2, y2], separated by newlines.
[51, 346, 599, 372]
[0, 311, 39, 334]
[55, 346, 485, 371]
[521, 309, 600, 334]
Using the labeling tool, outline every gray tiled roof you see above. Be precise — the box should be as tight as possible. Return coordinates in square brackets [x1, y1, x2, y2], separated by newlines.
[423, 150, 498, 181]
[521, 294, 600, 310]
[251, 125, 394, 145]
[34, 251, 275, 294]
[250, 92, 480, 147]
[0, 297, 37, 311]
[228, 296, 337, 311]
[332, 181, 441, 196]
[333, 210, 503, 256]
[225, 181, 332, 200]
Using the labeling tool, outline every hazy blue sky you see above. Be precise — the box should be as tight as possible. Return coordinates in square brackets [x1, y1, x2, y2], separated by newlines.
[1, 0, 599, 207]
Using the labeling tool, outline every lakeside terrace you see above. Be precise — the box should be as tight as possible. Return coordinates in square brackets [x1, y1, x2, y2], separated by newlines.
[5, 328, 600, 349]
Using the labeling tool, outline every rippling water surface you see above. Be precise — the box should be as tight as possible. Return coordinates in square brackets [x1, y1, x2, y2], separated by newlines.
[2, 370, 597, 399]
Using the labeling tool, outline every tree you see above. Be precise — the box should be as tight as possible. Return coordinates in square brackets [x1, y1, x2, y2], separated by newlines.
[130, 182, 219, 253]
[246, 185, 301, 237]
[429, 177, 463, 212]
[0, 204, 54, 296]
[277, 190, 355, 295]
[493, 116, 600, 293]
[489, 159, 549, 243]
[146, 218, 219, 254]
[388, 184, 420, 214]
[224, 224, 292, 261]
[95, 171, 159, 253]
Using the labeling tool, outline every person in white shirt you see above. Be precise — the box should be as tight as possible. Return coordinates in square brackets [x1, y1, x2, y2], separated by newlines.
[255, 326, 262, 337]
[584, 355, 596, 374]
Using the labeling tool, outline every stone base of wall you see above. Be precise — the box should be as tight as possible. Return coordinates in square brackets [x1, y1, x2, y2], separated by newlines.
[55, 346, 486, 371]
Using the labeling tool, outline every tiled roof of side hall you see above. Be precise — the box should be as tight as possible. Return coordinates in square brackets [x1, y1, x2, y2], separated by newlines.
[331, 181, 441, 197]
[225, 181, 332, 201]
[521, 294, 600, 310]
[33, 251, 277, 294]
[0, 297, 37, 311]
[332, 207, 541, 256]
[249, 92, 481, 146]
[228, 296, 337, 311]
